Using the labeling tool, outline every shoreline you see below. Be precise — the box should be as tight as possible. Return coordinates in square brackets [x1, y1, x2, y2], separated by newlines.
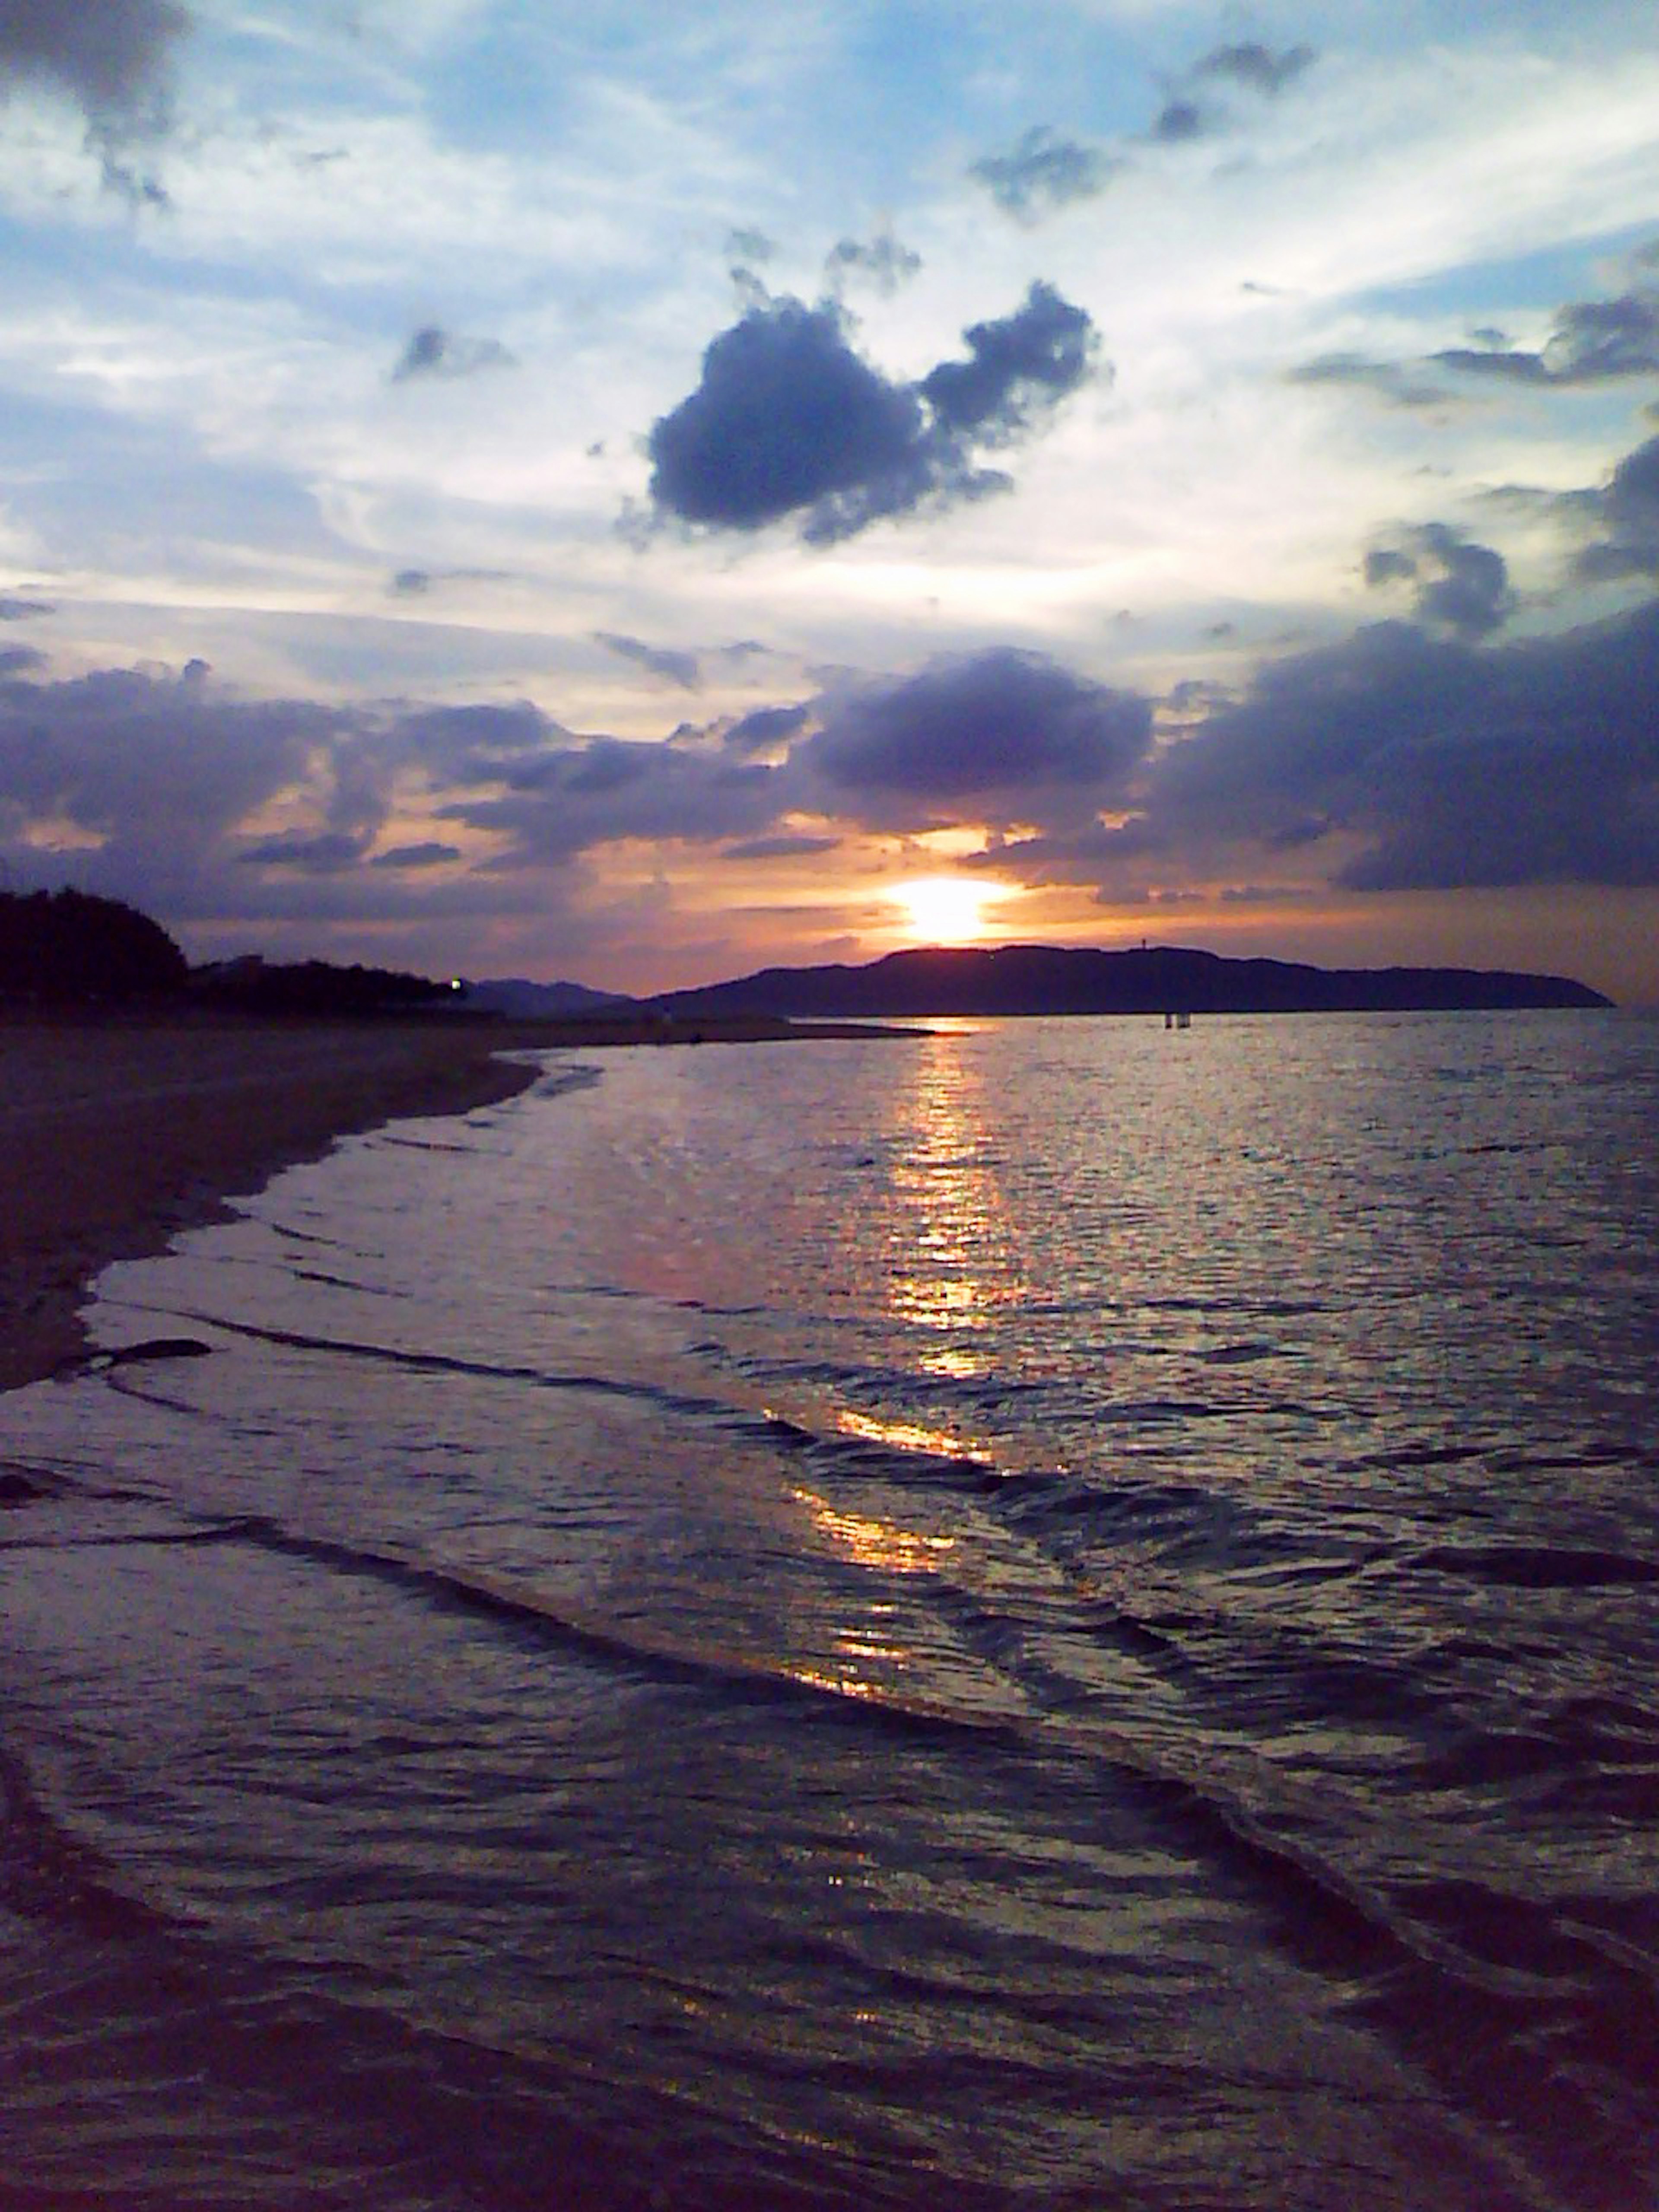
[0, 1016, 541, 1396]
[0, 1009, 915, 1397]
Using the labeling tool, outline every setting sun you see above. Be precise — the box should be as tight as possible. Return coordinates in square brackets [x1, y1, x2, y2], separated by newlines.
[894, 875, 1010, 944]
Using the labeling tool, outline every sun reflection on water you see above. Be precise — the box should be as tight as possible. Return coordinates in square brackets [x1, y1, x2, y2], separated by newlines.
[833, 1406, 990, 1463]
[883, 1034, 1029, 1344]
[789, 1485, 957, 1576]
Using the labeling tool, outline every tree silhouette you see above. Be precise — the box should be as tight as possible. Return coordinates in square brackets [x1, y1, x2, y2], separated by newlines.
[0, 889, 188, 1001]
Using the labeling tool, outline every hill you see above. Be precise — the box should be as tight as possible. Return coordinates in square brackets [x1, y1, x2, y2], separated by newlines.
[460, 977, 639, 1018]
[657, 943, 1612, 1019]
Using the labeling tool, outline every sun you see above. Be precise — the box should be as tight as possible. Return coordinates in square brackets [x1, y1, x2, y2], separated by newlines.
[893, 875, 1006, 944]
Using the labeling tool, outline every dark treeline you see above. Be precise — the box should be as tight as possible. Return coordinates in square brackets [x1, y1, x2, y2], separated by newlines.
[0, 888, 188, 1001]
[193, 958, 453, 1017]
[0, 889, 452, 1015]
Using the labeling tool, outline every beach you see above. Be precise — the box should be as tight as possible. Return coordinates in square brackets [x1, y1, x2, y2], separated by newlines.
[0, 1009, 916, 1395]
[0, 1014, 550, 1394]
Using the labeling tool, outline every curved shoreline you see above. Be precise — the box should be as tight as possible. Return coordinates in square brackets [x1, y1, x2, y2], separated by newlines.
[0, 1011, 916, 1396]
[0, 1017, 547, 1396]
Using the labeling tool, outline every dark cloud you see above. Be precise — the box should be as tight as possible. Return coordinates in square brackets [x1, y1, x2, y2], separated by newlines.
[969, 126, 1119, 221]
[0, 658, 334, 913]
[1364, 524, 1515, 639]
[370, 842, 462, 869]
[1151, 41, 1316, 146]
[1362, 548, 1417, 586]
[391, 569, 431, 597]
[799, 648, 1150, 831]
[593, 631, 703, 689]
[1436, 289, 1659, 388]
[238, 830, 368, 873]
[1573, 435, 1659, 582]
[824, 232, 922, 296]
[647, 298, 930, 537]
[919, 283, 1098, 443]
[1194, 42, 1316, 96]
[391, 327, 516, 384]
[1432, 343, 1552, 386]
[0, 645, 48, 677]
[0, 596, 53, 620]
[0, 0, 188, 201]
[0, 0, 187, 124]
[397, 699, 564, 784]
[721, 702, 811, 756]
[1134, 603, 1659, 890]
[722, 832, 840, 861]
[442, 737, 779, 864]
[647, 285, 1099, 543]
[1152, 99, 1205, 144]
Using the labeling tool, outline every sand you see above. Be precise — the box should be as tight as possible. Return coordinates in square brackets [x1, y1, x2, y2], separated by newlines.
[0, 1008, 916, 1395]
[0, 1014, 546, 1394]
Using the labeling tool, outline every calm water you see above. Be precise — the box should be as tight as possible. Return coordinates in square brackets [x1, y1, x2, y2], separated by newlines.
[2, 1012, 1657, 2212]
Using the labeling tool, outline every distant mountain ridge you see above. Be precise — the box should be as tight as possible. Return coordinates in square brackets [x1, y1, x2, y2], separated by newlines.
[658, 943, 1611, 1018]
[461, 977, 639, 1017]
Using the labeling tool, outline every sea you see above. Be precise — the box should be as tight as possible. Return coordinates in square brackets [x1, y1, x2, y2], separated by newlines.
[1, 1010, 1656, 2212]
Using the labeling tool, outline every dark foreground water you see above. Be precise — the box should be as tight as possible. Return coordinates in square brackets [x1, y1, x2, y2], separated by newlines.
[2, 1012, 1657, 2212]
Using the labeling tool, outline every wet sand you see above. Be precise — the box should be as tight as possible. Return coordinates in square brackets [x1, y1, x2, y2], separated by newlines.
[0, 1016, 548, 1393]
[0, 1010, 914, 1394]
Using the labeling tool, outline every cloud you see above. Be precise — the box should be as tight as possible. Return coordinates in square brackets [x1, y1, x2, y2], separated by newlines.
[725, 227, 774, 267]
[391, 326, 517, 383]
[0, 0, 189, 201]
[646, 297, 928, 537]
[238, 830, 369, 872]
[370, 841, 462, 869]
[1152, 99, 1206, 145]
[824, 232, 922, 297]
[388, 565, 512, 599]
[969, 127, 1119, 222]
[0, 658, 331, 907]
[1431, 342, 1552, 387]
[918, 283, 1099, 444]
[1363, 524, 1515, 638]
[798, 648, 1150, 831]
[0, 0, 187, 125]
[721, 702, 811, 757]
[647, 284, 1099, 543]
[0, 596, 53, 620]
[1150, 40, 1316, 145]
[1573, 434, 1659, 582]
[593, 630, 703, 688]
[722, 832, 839, 861]
[442, 736, 779, 864]
[1194, 42, 1316, 97]
[1131, 601, 1659, 890]
[1436, 289, 1659, 388]
[1289, 353, 1455, 410]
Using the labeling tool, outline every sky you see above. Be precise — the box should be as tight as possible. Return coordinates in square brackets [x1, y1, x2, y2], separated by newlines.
[0, 0, 1656, 1001]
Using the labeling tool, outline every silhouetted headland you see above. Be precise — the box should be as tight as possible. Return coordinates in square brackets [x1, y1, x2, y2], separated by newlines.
[658, 942, 1613, 1019]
